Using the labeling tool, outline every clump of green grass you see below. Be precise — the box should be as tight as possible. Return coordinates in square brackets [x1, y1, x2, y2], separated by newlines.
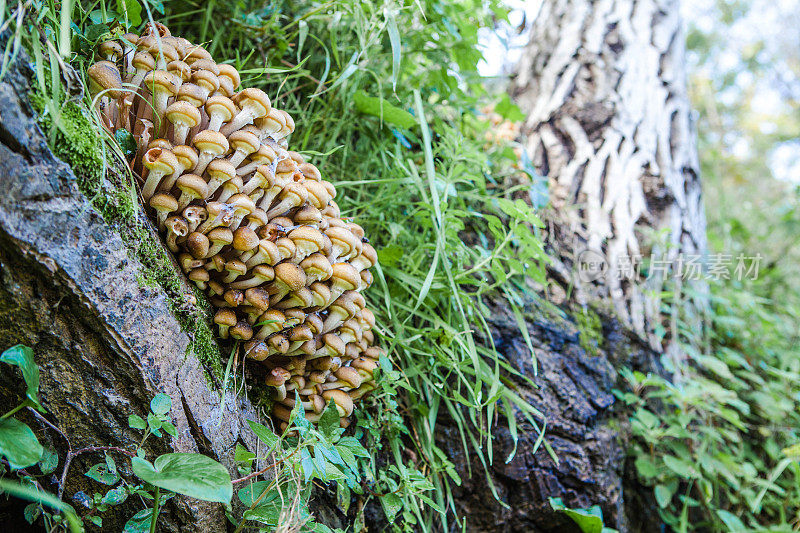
[157, 0, 550, 528]
[6, 0, 552, 529]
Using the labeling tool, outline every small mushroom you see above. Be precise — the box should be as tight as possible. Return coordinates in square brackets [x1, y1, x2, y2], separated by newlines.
[182, 204, 207, 233]
[265, 367, 292, 401]
[221, 88, 272, 135]
[149, 192, 178, 230]
[175, 174, 209, 211]
[165, 101, 201, 145]
[214, 308, 237, 339]
[321, 389, 354, 417]
[164, 216, 189, 253]
[205, 227, 234, 257]
[142, 148, 179, 201]
[205, 159, 237, 197]
[228, 130, 261, 168]
[186, 231, 210, 259]
[270, 262, 306, 304]
[205, 95, 236, 131]
[193, 130, 229, 176]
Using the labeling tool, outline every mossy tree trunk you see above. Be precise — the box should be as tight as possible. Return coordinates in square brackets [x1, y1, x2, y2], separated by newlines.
[441, 0, 706, 531]
[0, 35, 265, 532]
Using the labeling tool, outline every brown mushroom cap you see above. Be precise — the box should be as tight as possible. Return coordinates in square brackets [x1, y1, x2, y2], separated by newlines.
[322, 389, 354, 417]
[87, 60, 123, 99]
[233, 226, 260, 252]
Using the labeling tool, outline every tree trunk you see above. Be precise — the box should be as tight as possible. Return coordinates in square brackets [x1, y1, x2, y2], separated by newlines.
[512, 0, 707, 356]
[442, 0, 706, 530]
[0, 36, 264, 531]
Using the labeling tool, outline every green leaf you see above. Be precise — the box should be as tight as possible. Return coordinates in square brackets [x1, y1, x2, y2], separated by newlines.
[384, 7, 402, 91]
[244, 500, 282, 525]
[0, 479, 82, 532]
[353, 91, 416, 130]
[549, 497, 605, 533]
[38, 446, 59, 474]
[102, 485, 128, 506]
[237, 481, 275, 507]
[377, 245, 403, 267]
[634, 456, 658, 479]
[85, 462, 120, 486]
[115, 0, 143, 27]
[24, 502, 40, 524]
[654, 484, 674, 508]
[247, 420, 279, 451]
[494, 93, 525, 122]
[122, 508, 152, 533]
[1, 344, 44, 411]
[114, 129, 136, 158]
[131, 453, 232, 503]
[161, 421, 177, 437]
[0, 418, 43, 469]
[147, 413, 162, 431]
[716, 509, 746, 531]
[380, 492, 402, 523]
[149, 393, 171, 416]
[89, 516, 102, 527]
[318, 400, 340, 440]
[663, 455, 699, 479]
[128, 414, 146, 430]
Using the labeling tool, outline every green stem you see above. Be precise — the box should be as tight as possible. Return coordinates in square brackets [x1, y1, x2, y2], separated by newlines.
[149, 487, 161, 533]
[1, 401, 29, 420]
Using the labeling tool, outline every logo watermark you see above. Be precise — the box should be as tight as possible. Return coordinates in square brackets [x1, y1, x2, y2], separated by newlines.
[576, 251, 762, 282]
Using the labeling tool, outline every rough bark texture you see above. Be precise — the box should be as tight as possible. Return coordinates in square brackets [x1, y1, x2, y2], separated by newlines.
[0, 38, 265, 532]
[442, 297, 661, 532]
[511, 0, 707, 355]
[440, 0, 707, 530]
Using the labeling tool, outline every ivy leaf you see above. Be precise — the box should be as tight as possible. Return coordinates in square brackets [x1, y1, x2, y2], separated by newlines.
[38, 446, 59, 474]
[122, 508, 152, 533]
[0, 344, 44, 412]
[102, 485, 128, 506]
[149, 393, 171, 416]
[0, 418, 43, 469]
[128, 414, 146, 430]
[131, 453, 232, 503]
[85, 462, 120, 485]
[548, 497, 606, 533]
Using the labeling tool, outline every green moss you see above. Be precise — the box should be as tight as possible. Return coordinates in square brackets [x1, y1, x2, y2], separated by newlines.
[575, 307, 603, 356]
[30, 89, 224, 383]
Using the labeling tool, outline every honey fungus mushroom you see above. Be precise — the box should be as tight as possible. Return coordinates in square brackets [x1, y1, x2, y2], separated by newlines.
[89, 25, 387, 429]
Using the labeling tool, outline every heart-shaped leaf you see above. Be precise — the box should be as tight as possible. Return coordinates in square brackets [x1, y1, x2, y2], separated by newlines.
[131, 453, 232, 503]
[0, 418, 43, 469]
[1, 344, 44, 412]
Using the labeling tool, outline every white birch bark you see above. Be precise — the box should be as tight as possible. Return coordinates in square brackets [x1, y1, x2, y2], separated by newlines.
[512, 0, 707, 354]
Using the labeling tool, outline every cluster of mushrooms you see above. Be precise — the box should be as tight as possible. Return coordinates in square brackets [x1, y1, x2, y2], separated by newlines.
[87, 22, 384, 430]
